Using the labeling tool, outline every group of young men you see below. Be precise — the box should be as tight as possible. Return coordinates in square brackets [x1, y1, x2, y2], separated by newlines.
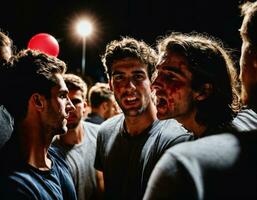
[0, 1, 256, 199]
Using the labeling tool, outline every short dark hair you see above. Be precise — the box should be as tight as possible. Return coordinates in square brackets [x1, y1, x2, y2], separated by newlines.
[88, 82, 113, 108]
[63, 73, 88, 100]
[101, 36, 157, 80]
[0, 49, 67, 120]
[156, 32, 240, 128]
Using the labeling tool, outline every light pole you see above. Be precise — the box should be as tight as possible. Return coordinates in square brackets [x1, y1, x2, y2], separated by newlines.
[76, 20, 92, 76]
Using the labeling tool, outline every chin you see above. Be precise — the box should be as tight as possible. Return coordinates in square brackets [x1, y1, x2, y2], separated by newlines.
[67, 123, 79, 130]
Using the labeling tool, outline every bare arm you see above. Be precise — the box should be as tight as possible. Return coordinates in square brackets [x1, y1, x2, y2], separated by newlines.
[96, 170, 104, 199]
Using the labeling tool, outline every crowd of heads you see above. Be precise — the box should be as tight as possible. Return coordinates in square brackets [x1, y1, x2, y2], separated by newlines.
[0, 1, 256, 198]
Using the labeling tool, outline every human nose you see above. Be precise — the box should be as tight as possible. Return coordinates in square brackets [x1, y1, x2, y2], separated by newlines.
[151, 74, 162, 91]
[125, 78, 136, 90]
[66, 97, 75, 113]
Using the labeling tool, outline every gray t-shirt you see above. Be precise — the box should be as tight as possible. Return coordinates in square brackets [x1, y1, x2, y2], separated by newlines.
[232, 108, 257, 131]
[143, 131, 257, 200]
[94, 114, 193, 200]
[0, 105, 13, 149]
[52, 121, 99, 200]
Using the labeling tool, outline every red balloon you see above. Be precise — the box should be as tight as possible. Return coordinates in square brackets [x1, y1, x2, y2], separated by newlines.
[28, 33, 59, 57]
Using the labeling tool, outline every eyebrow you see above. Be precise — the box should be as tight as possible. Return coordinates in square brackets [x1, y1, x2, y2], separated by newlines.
[158, 65, 185, 76]
[59, 89, 69, 94]
[112, 69, 146, 76]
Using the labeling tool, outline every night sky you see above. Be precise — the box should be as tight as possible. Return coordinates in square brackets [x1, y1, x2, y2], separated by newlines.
[1, 0, 243, 85]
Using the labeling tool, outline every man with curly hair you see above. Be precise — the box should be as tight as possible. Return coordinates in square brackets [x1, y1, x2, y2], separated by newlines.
[94, 37, 193, 200]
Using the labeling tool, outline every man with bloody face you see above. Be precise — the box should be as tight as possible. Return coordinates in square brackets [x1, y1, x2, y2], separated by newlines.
[144, 18, 257, 199]
[152, 32, 240, 137]
[94, 36, 193, 200]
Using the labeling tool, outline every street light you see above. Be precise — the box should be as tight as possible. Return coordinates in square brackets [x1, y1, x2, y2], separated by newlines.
[76, 20, 93, 76]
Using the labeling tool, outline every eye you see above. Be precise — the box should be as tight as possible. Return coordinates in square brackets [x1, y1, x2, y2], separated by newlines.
[113, 74, 124, 82]
[71, 99, 82, 105]
[168, 73, 177, 80]
[59, 92, 68, 99]
[134, 74, 145, 81]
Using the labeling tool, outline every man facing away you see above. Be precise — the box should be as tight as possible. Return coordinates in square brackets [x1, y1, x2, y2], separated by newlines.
[52, 73, 102, 200]
[0, 49, 77, 200]
[94, 36, 193, 200]
[85, 82, 120, 124]
[143, 10, 257, 199]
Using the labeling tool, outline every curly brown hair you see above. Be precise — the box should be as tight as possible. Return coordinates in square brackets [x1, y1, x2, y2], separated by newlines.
[101, 36, 157, 80]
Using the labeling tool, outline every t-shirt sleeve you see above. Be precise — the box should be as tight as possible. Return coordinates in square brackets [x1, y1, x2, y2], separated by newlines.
[94, 128, 104, 171]
[0, 176, 37, 200]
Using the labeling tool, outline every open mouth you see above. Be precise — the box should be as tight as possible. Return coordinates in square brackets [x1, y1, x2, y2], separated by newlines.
[156, 97, 168, 114]
[157, 97, 167, 107]
[123, 96, 139, 106]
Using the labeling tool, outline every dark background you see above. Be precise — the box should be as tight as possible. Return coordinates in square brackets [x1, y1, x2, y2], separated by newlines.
[1, 0, 244, 85]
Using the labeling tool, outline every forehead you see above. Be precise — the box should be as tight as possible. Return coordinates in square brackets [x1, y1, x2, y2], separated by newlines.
[157, 51, 189, 71]
[240, 18, 247, 36]
[68, 89, 84, 98]
[111, 58, 148, 73]
[52, 74, 68, 91]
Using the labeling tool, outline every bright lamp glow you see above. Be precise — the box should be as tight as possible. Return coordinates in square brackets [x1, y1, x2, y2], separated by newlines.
[76, 20, 93, 37]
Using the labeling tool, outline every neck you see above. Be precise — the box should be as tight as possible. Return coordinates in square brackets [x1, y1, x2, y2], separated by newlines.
[124, 102, 157, 136]
[15, 120, 52, 170]
[58, 122, 84, 145]
[177, 117, 207, 137]
[91, 108, 105, 119]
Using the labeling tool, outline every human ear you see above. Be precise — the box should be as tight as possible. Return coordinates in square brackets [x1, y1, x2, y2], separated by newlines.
[194, 83, 213, 101]
[32, 93, 44, 110]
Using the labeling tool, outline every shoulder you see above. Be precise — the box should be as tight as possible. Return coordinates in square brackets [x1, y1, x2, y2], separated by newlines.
[98, 113, 124, 134]
[147, 133, 241, 176]
[155, 119, 194, 143]
[83, 121, 100, 129]
[232, 108, 257, 131]
[170, 133, 239, 159]
[0, 173, 36, 199]
[95, 114, 124, 150]
[48, 147, 70, 170]
[83, 121, 100, 138]
[145, 132, 257, 200]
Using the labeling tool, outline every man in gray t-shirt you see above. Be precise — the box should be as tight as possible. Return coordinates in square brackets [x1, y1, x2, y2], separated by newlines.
[52, 73, 101, 200]
[95, 37, 193, 200]
[53, 121, 99, 200]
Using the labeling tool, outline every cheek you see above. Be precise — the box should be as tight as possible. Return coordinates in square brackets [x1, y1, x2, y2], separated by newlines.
[166, 82, 186, 105]
[141, 80, 152, 91]
[57, 99, 68, 112]
[112, 82, 122, 95]
[166, 81, 185, 95]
